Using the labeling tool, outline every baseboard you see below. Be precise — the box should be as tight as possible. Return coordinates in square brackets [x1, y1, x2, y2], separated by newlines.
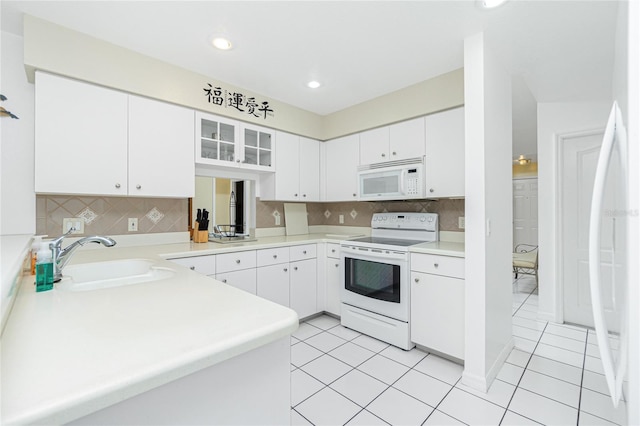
[461, 337, 514, 392]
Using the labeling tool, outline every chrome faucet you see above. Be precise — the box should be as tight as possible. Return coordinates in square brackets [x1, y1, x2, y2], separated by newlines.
[50, 229, 117, 282]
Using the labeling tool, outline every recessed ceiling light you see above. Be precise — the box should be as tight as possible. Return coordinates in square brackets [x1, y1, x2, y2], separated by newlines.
[307, 81, 321, 89]
[212, 37, 233, 50]
[479, 0, 508, 8]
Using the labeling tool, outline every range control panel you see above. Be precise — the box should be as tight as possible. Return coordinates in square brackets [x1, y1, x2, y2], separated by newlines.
[371, 212, 438, 231]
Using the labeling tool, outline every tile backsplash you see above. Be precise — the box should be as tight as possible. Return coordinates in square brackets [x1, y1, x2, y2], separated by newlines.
[36, 195, 188, 236]
[257, 199, 465, 232]
[37, 195, 464, 237]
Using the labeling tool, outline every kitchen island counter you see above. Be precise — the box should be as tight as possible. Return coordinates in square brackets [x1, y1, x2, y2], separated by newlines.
[1, 241, 298, 425]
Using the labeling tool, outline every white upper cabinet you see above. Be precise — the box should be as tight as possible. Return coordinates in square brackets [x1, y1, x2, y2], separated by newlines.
[240, 123, 275, 171]
[323, 134, 360, 202]
[260, 131, 319, 201]
[35, 72, 194, 197]
[359, 117, 425, 165]
[425, 107, 465, 198]
[195, 111, 241, 167]
[128, 95, 195, 198]
[195, 111, 275, 172]
[389, 117, 426, 160]
[35, 72, 128, 196]
[359, 127, 389, 164]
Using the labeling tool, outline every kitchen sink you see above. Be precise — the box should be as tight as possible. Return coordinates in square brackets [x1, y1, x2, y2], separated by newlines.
[56, 259, 176, 291]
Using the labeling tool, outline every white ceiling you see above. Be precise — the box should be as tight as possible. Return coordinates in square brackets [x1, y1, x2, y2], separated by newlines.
[1, 0, 620, 155]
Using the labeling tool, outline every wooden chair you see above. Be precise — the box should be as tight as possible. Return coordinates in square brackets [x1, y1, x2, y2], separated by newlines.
[513, 244, 538, 284]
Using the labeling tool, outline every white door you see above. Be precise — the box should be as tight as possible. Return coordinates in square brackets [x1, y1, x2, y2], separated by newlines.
[299, 137, 320, 201]
[273, 131, 299, 200]
[256, 264, 290, 307]
[289, 259, 317, 318]
[561, 131, 619, 331]
[513, 178, 538, 248]
[324, 135, 360, 202]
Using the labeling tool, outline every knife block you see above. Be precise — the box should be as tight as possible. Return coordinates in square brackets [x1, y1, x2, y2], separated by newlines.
[193, 230, 209, 243]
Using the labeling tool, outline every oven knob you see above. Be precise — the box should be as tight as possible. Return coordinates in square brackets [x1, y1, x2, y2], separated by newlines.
[420, 216, 426, 222]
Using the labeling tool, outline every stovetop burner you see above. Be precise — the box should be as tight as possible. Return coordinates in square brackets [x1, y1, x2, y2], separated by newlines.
[349, 236, 424, 247]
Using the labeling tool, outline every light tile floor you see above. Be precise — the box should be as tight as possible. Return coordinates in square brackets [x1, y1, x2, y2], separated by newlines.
[290, 275, 627, 425]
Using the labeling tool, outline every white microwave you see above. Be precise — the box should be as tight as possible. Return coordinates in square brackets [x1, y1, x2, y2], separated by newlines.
[358, 157, 425, 201]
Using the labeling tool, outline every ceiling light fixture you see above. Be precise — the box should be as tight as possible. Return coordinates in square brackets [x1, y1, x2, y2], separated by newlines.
[212, 37, 233, 50]
[307, 81, 321, 89]
[480, 0, 508, 8]
[514, 154, 532, 165]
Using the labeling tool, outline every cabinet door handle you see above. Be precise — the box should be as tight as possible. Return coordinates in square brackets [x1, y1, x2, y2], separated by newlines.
[303, 250, 307, 255]
[294, 193, 298, 197]
[392, 151, 397, 156]
[353, 193, 357, 197]
[190, 266, 195, 270]
[335, 263, 339, 267]
[236, 259, 241, 264]
[236, 159, 241, 163]
[434, 263, 439, 268]
[294, 266, 298, 271]
[331, 249, 336, 253]
[414, 277, 420, 283]
[136, 184, 142, 190]
[430, 188, 435, 193]
[115, 183, 121, 189]
[303, 194, 307, 197]
[283, 268, 288, 272]
[222, 279, 227, 283]
[381, 153, 386, 157]
[273, 254, 278, 259]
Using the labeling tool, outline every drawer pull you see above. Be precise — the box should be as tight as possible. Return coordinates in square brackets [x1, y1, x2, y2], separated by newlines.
[414, 278, 420, 283]
[331, 249, 336, 253]
[136, 184, 142, 190]
[236, 259, 241, 264]
[273, 254, 278, 259]
[294, 266, 298, 271]
[190, 266, 195, 270]
[434, 263, 439, 268]
[222, 279, 227, 283]
[303, 250, 307, 255]
[335, 263, 339, 267]
[284, 268, 288, 272]
[115, 183, 121, 189]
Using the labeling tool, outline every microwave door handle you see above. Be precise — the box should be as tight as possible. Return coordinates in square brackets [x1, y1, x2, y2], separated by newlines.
[400, 170, 406, 194]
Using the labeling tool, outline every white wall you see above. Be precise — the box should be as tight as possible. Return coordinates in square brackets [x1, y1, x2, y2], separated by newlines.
[536, 102, 610, 321]
[1, 31, 35, 236]
[462, 32, 513, 391]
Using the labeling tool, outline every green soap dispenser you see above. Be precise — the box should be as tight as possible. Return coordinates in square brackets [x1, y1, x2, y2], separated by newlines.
[35, 243, 54, 292]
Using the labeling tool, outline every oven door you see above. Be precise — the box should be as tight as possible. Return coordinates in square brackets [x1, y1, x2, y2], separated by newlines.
[340, 245, 410, 322]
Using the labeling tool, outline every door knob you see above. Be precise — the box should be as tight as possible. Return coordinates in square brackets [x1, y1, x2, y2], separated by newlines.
[236, 259, 241, 264]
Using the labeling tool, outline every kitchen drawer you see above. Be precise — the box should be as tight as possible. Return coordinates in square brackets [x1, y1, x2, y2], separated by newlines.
[290, 244, 317, 262]
[256, 247, 290, 267]
[410, 253, 464, 279]
[216, 250, 257, 273]
[168, 255, 216, 276]
[326, 243, 340, 259]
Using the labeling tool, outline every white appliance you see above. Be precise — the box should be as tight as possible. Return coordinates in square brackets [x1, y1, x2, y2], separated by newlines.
[589, 101, 630, 409]
[340, 212, 438, 350]
[358, 157, 425, 201]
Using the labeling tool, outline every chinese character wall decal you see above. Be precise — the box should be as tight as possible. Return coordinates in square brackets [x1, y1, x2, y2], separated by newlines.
[203, 82, 275, 120]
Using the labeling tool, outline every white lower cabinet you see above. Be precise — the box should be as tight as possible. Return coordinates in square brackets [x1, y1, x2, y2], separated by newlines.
[290, 258, 317, 319]
[217, 269, 257, 295]
[325, 243, 342, 316]
[410, 253, 465, 360]
[257, 247, 290, 306]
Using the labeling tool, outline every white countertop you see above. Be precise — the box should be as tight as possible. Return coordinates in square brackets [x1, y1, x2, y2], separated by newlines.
[1, 239, 302, 425]
[1, 231, 462, 424]
[410, 241, 465, 257]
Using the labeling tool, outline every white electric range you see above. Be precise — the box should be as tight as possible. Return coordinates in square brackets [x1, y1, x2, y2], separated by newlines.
[340, 212, 438, 350]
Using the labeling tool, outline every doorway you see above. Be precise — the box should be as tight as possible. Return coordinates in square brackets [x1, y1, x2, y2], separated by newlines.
[559, 129, 620, 332]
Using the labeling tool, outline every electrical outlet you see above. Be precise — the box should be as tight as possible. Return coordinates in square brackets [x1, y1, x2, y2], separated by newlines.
[128, 218, 138, 232]
[458, 217, 465, 229]
[275, 215, 281, 226]
[62, 218, 84, 234]
[339, 214, 344, 224]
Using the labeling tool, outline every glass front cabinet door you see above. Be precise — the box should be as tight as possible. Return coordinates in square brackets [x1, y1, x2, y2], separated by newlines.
[196, 112, 240, 166]
[240, 124, 275, 172]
